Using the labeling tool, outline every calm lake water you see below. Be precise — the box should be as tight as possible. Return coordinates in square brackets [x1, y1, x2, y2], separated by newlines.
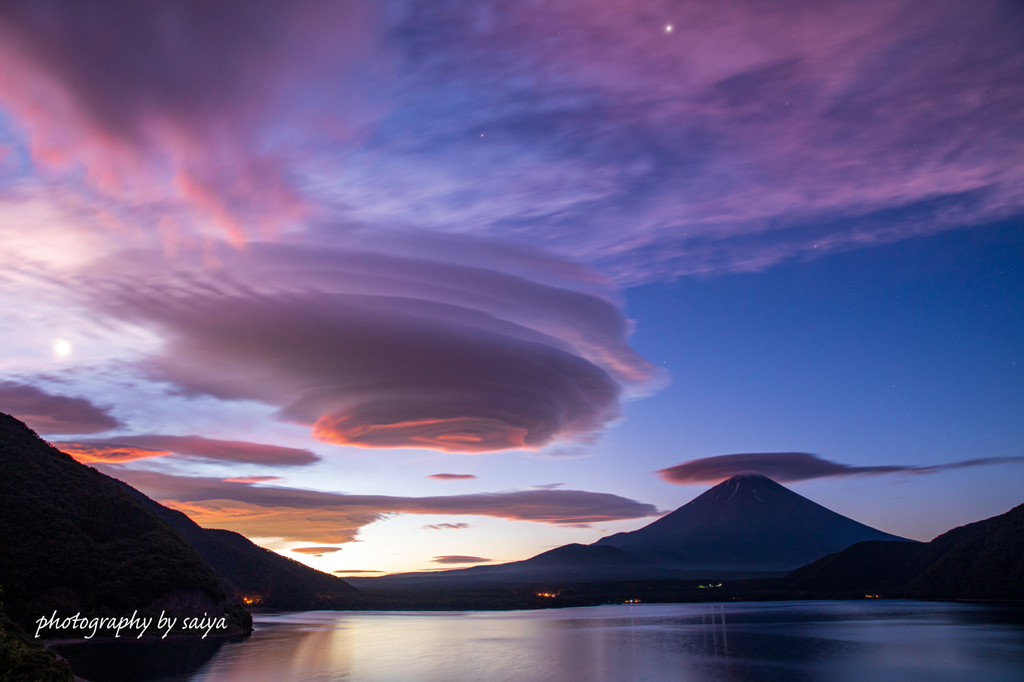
[56, 600, 1024, 682]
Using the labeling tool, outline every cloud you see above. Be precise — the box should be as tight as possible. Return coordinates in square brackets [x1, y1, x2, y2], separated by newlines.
[657, 452, 1024, 484]
[333, 570, 382, 574]
[224, 476, 281, 484]
[533, 483, 566, 490]
[56, 435, 318, 466]
[290, 546, 342, 556]
[1, 0, 1020, 282]
[0, 0, 374, 243]
[0, 382, 121, 435]
[85, 240, 661, 454]
[57, 442, 170, 464]
[427, 474, 477, 481]
[96, 466, 660, 543]
[422, 523, 471, 530]
[431, 556, 491, 565]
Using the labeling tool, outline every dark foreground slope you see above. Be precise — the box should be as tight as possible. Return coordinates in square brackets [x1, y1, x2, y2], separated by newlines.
[0, 413, 247, 634]
[0, 587, 72, 682]
[111, 479, 357, 609]
[596, 474, 911, 574]
[786, 502, 1024, 600]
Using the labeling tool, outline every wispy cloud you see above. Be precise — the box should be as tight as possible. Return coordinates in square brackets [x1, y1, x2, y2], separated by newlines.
[422, 523, 471, 530]
[97, 466, 660, 543]
[223, 476, 281, 484]
[290, 546, 342, 556]
[431, 556, 491, 565]
[56, 435, 319, 466]
[1, 0, 1020, 280]
[657, 452, 1024, 484]
[0, 382, 120, 435]
[427, 474, 477, 481]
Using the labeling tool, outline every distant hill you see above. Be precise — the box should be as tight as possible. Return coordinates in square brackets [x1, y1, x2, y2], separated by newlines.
[595, 474, 911, 575]
[355, 475, 913, 590]
[110, 478, 358, 609]
[782, 541, 921, 594]
[786, 502, 1024, 599]
[363, 544, 661, 588]
[0, 413, 247, 634]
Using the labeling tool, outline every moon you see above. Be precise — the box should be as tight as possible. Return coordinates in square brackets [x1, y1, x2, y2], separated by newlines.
[53, 339, 72, 357]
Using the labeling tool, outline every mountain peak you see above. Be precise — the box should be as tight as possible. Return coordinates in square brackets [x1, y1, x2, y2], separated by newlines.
[595, 475, 910, 574]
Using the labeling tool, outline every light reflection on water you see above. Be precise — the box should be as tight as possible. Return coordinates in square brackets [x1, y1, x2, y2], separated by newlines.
[72, 601, 1024, 682]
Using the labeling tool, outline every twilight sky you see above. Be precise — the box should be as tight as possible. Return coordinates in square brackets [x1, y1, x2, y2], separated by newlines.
[0, 0, 1021, 575]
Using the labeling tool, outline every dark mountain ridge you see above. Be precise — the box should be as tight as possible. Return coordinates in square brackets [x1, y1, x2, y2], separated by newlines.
[595, 474, 911, 573]
[362, 543, 661, 588]
[109, 478, 357, 609]
[0, 412, 245, 634]
[785, 501, 1024, 599]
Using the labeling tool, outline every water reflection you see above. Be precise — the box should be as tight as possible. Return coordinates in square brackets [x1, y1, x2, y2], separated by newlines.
[52, 634, 239, 682]
[59, 601, 1024, 682]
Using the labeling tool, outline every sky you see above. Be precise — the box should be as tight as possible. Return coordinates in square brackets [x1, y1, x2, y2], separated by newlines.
[0, 0, 1021, 576]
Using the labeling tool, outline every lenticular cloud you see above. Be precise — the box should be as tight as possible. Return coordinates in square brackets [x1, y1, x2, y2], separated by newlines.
[91, 236, 663, 453]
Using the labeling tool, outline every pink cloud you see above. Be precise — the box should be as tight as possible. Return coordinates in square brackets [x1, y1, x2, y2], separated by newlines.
[427, 474, 478, 481]
[0, 0, 372, 242]
[59, 434, 319, 466]
[1, 0, 1019, 281]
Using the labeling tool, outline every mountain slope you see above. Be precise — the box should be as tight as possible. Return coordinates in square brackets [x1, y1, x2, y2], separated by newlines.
[0, 413, 236, 631]
[358, 544, 658, 588]
[595, 474, 911, 574]
[110, 479, 357, 609]
[782, 502, 1024, 599]
[783, 540, 922, 593]
[903, 502, 1024, 599]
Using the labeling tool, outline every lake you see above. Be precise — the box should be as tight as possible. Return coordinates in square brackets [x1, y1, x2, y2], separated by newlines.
[54, 600, 1024, 682]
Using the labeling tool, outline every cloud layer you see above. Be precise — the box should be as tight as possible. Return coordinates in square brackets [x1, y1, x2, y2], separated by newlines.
[0, 382, 121, 435]
[2, 0, 1021, 279]
[97, 466, 660, 543]
[657, 452, 1024, 484]
[56, 435, 319, 466]
[427, 474, 477, 481]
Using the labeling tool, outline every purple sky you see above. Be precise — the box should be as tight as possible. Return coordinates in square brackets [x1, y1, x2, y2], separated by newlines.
[0, 0, 1021, 573]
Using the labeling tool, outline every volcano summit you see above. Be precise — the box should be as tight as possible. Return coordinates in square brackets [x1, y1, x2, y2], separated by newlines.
[595, 474, 911, 574]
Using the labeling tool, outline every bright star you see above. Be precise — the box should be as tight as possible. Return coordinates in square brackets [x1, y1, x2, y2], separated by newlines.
[53, 339, 72, 357]
[665, 24, 673, 33]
